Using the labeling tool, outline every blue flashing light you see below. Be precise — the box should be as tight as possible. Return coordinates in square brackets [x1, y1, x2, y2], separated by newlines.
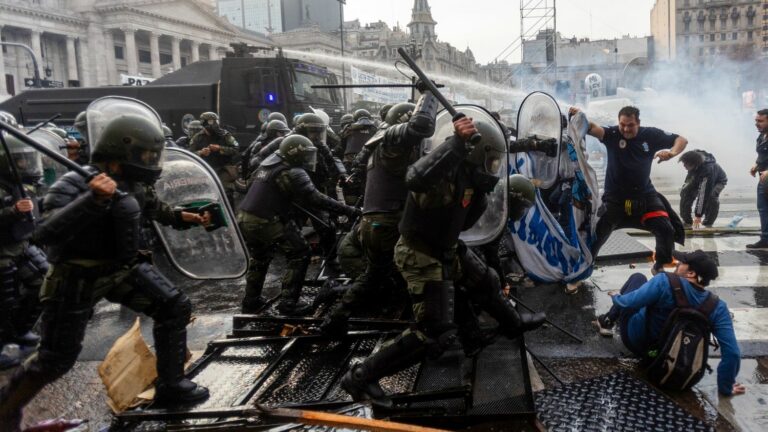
[266, 92, 276, 103]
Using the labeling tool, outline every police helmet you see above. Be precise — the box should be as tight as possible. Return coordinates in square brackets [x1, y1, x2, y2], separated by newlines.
[266, 120, 291, 138]
[74, 111, 88, 141]
[466, 120, 506, 176]
[340, 114, 354, 129]
[353, 109, 372, 122]
[161, 125, 173, 139]
[200, 112, 219, 129]
[385, 102, 415, 125]
[0, 131, 42, 181]
[267, 112, 288, 124]
[508, 174, 535, 220]
[379, 104, 393, 121]
[295, 113, 327, 144]
[187, 120, 203, 137]
[278, 134, 317, 172]
[91, 114, 165, 183]
[48, 127, 69, 140]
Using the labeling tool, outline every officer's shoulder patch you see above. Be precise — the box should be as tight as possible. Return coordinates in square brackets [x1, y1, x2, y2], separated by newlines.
[462, 188, 474, 208]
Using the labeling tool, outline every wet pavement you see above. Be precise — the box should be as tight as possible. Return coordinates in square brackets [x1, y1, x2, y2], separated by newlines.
[3, 174, 768, 431]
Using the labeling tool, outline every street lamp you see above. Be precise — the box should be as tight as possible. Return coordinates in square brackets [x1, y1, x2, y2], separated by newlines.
[0, 42, 41, 88]
[337, 0, 348, 111]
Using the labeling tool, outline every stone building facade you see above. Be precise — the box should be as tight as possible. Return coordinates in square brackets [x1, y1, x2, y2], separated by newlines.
[651, 0, 764, 62]
[0, 0, 271, 97]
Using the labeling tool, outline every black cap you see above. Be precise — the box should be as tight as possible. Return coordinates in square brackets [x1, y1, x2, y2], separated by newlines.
[672, 250, 718, 285]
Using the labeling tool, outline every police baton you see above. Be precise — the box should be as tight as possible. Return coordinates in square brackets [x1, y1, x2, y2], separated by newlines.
[0, 119, 126, 196]
[396, 47, 482, 145]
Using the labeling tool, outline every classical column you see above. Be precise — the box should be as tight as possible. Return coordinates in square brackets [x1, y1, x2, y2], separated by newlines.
[123, 27, 138, 76]
[149, 32, 161, 77]
[65, 35, 78, 84]
[0, 26, 6, 95]
[86, 14, 108, 86]
[103, 30, 117, 85]
[190, 40, 200, 63]
[171, 36, 181, 71]
[208, 44, 218, 61]
[29, 30, 43, 80]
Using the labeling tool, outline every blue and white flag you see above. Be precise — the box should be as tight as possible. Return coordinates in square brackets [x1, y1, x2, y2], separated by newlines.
[507, 112, 601, 283]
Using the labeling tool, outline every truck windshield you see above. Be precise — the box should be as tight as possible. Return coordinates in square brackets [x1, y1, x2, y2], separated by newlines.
[293, 70, 335, 104]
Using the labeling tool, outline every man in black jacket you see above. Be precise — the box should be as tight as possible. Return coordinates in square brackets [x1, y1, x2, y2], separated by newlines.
[749, 109, 768, 248]
[679, 150, 727, 229]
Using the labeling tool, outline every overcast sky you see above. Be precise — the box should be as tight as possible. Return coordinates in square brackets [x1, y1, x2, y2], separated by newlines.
[343, 0, 657, 64]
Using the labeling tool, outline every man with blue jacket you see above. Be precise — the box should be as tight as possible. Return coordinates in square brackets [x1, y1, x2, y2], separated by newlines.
[594, 250, 745, 396]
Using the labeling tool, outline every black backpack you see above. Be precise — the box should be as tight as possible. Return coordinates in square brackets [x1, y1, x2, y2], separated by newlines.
[645, 273, 720, 391]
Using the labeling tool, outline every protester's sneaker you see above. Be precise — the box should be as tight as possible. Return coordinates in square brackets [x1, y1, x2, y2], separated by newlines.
[746, 239, 768, 249]
[593, 314, 614, 337]
[565, 281, 581, 295]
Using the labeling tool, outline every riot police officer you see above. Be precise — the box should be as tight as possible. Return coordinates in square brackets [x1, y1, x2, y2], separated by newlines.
[0, 132, 46, 370]
[189, 112, 240, 203]
[320, 99, 428, 337]
[0, 112, 212, 428]
[238, 135, 360, 316]
[162, 125, 176, 148]
[175, 120, 203, 149]
[251, 113, 345, 261]
[242, 120, 291, 182]
[340, 117, 545, 407]
[341, 109, 378, 168]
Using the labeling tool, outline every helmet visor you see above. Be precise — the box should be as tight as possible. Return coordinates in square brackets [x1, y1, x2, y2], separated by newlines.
[86, 96, 162, 155]
[130, 146, 164, 171]
[303, 147, 318, 172]
[305, 125, 327, 145]
[484, 149, 504, 175]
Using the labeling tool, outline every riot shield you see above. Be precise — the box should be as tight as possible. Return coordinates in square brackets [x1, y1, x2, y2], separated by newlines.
[515, 91, 562, 189]
[86, 96, 163, 152]
[424, 105, 508, 247]
[27, 128, 68, 185]
[152, 148, 248, 279]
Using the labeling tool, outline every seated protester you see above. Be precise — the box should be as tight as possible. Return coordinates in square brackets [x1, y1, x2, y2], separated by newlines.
[679, 150, 727, 229]
[594, 250, 744, 396]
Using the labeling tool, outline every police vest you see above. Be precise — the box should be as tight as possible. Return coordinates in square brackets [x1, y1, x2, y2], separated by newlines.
[362, 142, 417, 214]
[239, 162, 291, 220]
[344, 127, 374, 156]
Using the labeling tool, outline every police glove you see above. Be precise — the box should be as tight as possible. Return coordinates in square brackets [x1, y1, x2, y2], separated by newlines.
[453, 117, 478, 150]
[345, 205, 362, 219]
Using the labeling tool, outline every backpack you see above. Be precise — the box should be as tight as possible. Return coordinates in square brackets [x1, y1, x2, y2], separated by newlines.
[645, 273, 720, 391]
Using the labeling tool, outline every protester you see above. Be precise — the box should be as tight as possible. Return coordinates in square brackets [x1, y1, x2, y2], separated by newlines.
[749, 109, 768, 248]
[679, 150, 727, 229]
[594, 250, 744, 396]
[571, 106, 688, 274]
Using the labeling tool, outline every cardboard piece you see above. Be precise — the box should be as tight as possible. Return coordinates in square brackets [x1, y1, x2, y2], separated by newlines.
[97, 318, 157, 413]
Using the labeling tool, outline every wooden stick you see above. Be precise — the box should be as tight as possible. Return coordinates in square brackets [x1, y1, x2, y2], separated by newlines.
[261, 406, 449, 432]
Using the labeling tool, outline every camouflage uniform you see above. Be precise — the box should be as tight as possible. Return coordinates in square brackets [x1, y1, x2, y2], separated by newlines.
[337, 221, 365, 280]
[189, 131, 239, 203]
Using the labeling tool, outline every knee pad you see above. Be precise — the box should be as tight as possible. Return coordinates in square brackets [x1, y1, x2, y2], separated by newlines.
[17, 245, 49, 287]
[125, 263, 188, 322]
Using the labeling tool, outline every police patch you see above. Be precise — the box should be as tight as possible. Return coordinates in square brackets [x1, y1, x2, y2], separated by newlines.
[642, 142, 649, 152]
[462, 188, 474, 208]
[619, 139, 627, 149]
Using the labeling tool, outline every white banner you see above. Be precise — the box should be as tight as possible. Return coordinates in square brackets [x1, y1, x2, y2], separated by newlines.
[120, 74, 154, 86]
[349, 66, 410, 104]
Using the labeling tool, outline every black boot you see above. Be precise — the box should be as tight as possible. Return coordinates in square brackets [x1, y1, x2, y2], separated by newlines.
[153, 325, 209, 405]
[242, 260, 270, 314]
[319, 307, 350, 339]
[277, 256, 312, 316]
[341, 331, 426, 408]
[0, 350, 20, 370]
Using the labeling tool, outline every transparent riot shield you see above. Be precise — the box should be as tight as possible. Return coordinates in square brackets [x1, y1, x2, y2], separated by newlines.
[27, 128, 68, 185]
[152, 148, 248, 279]
[423, 105, 508, 247]
[515, 91, 562, 189]
[86, 96, 163, 152]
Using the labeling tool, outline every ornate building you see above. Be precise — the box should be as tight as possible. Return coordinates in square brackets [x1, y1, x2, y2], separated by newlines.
[341, 0, 477, 79]
[0, 0, 271, 97]
[651, 0, 764, 62]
